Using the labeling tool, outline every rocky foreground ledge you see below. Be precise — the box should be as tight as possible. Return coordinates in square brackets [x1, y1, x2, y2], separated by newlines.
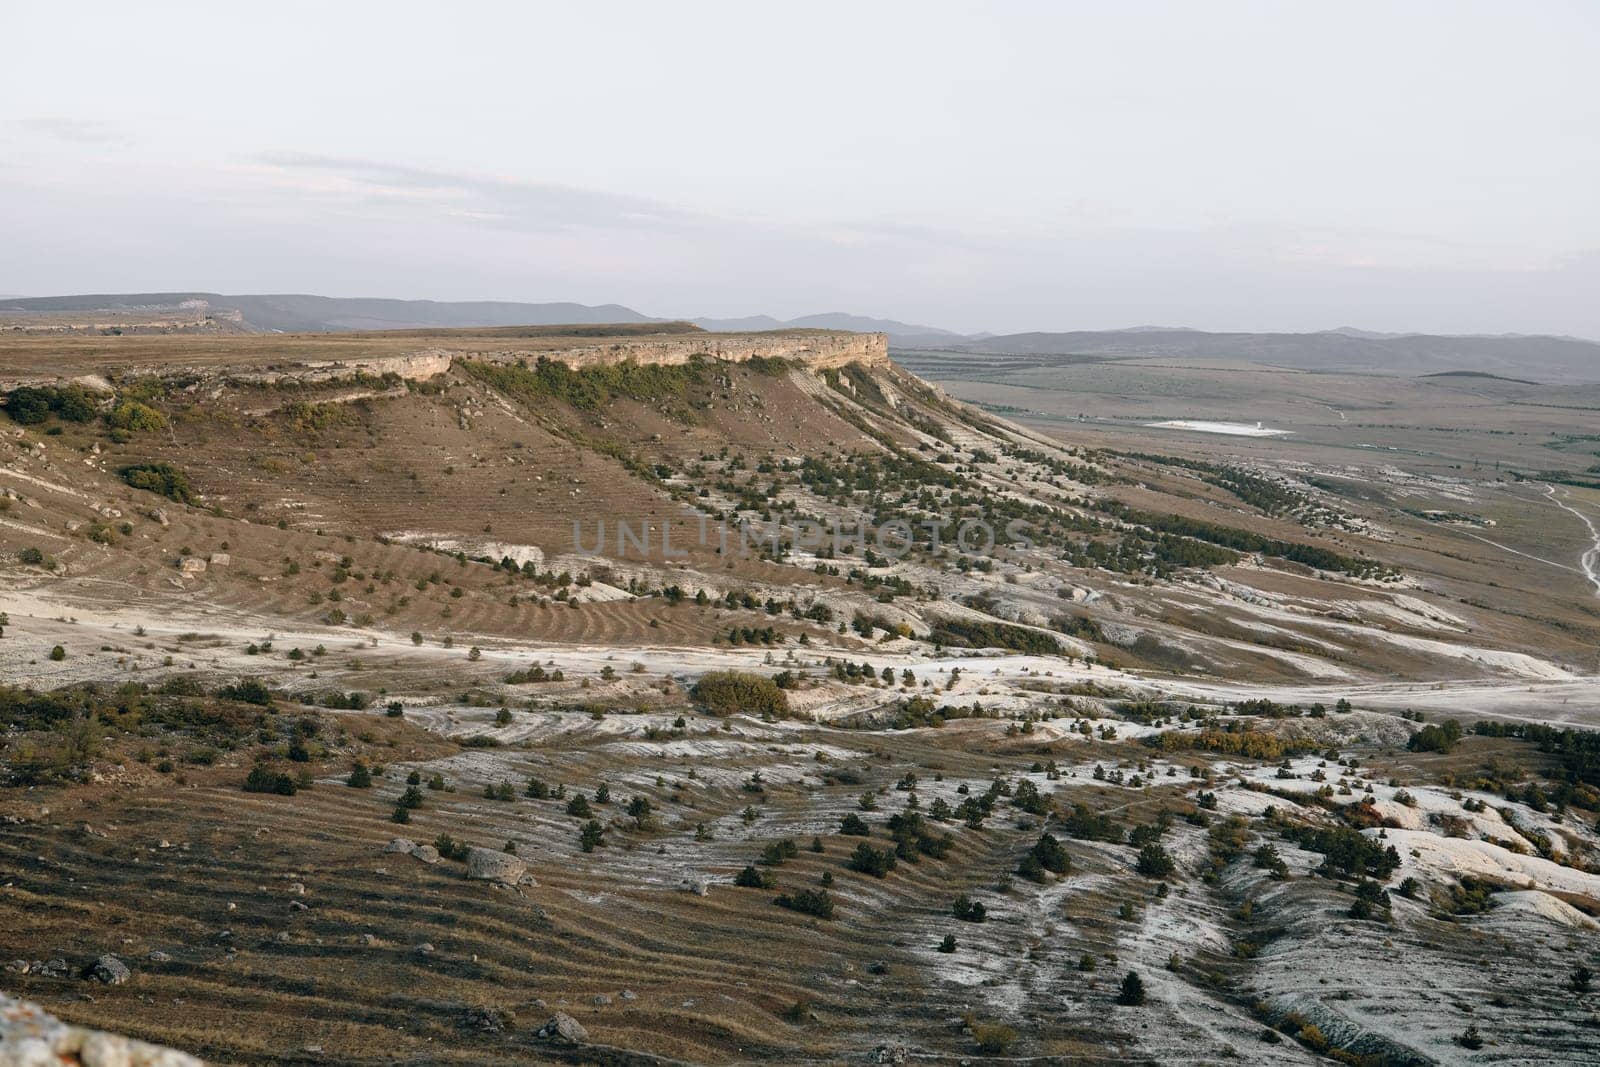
[0, 994, 202, 1067]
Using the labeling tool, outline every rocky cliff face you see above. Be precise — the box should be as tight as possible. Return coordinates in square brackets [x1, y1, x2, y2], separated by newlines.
[234, 330, 888, 386]
[0, 330, 888, 391]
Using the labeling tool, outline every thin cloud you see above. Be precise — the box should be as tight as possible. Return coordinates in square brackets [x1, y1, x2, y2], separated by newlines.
[249, 152, 716, 234]
[9, 118, 127, 145]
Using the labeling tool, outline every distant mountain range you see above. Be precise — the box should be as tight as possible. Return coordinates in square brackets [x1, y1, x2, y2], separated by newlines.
[917, 327, 1600, 381]
[691, 312, 963, 346]
[4, 292, 1595, 380]
[0, 292, 652, 333]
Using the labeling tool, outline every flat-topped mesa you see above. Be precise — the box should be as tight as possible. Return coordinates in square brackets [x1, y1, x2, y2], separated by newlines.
[254, 329, 888, 386]
[0, 324, 890, 391]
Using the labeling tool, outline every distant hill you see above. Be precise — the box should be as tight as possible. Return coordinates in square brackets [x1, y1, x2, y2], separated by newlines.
[2, 293, 939, 341]
[693, 311, 954, 345]
[0, 292, 654, 333]
[906, 327, 1600, 382]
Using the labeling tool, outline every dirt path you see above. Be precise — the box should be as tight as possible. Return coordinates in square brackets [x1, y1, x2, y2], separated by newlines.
[1545, 484, 1600, 596]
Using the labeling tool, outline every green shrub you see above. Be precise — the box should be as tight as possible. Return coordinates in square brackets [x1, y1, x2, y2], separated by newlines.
[244, 763, 297, 795]
[106, 401, 168, 433]
[120, 463, 195, 504]
[953, 894, 987, 922]
[1135, 842, 1176, 879]
[735, 864, 774, 888]
[217, 679, 273, 706]
[846, 842, 897, 878]
[3, 385, 97, 425]
[17, 547, 52, 568]
[774, 887, 834, 919]
[3, 387, 54, 424]
[690, 670, 789, 717]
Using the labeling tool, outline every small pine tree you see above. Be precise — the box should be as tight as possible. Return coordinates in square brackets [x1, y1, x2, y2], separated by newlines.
[938, 933, 957, 953]
[346, 762, 372, 788]
[1117, 971, 1146, 1006]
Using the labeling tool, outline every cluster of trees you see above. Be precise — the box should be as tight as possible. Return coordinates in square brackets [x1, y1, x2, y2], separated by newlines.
[462, 355, 704, 419]
[1406, 719, 1464, 754]
[3, 385, 98, 425]
[690, 671, 789, 717]
[1097, 502, 1386, 578]
[1473, 720, 1600, 788]
[1281, 824, 1401, 880]
[1148, 726, 1318, 761]
[929, 619, 1059, 655]
[1017, 833, 1071, 881]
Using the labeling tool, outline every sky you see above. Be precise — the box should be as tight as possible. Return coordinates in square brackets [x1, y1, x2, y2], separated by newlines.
[3, 1, 1598, 337]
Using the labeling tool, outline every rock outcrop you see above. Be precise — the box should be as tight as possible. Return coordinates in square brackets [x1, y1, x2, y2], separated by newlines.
[0, 993, 202, 1066]
[464, 847, 529, 884]
[534, 1012, 588, 1045]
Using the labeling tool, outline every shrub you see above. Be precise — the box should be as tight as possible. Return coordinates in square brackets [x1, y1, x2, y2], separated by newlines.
[244, 763, 297, 795]
[953, 894, 987, 922]
[1406, 720, 1463, 754]
[120, 463, 196, 504]
[217, 679, 273, 706]
[434, 833, 470, 861]
[3, 387, 54, 424]
[690, 670, 789, 717]
[734, 864, 774, 889]
[1135, 843, 1176, 879]
[48, 645, 66, 662]
[1019, 833, 1071, 880]
[840, 812, 871, 835]
[774, 887, 834, 919]
[106, 401, 168, 433]
[347, 762, 372, 788]
[760, 838, 799, 866]
[846, 842, 897, 878]
[969, 1021, 1017, 1055]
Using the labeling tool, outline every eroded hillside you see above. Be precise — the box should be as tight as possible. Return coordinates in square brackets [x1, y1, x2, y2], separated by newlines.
[3, 326, 1599, 1065]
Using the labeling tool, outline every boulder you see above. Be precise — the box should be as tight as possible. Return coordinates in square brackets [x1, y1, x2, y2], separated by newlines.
[382, 837, 416, 854]
[0, 992, 204, 1066]
[84, 954, 130, 985]
[409, 844, 440, 864]
[464, 847, 528, 884]
[535, 1012, 588, 1045]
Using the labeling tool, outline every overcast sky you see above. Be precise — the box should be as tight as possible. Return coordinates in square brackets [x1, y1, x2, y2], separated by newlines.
[3, 1, 1597, 336]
